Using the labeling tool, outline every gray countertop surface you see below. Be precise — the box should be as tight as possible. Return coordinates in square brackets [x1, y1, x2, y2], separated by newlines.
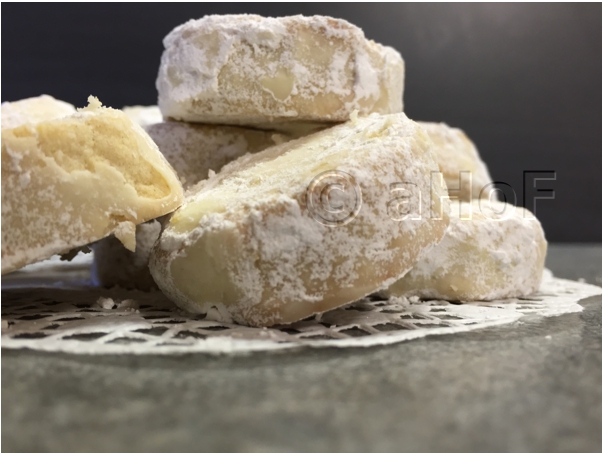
[2, 244, 601, 453]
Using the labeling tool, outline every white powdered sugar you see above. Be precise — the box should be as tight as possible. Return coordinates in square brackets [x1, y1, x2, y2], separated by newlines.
[3, 264, 598, 355]
[417, 122, 494, 201]
[385, 199, 548, 301]
[150, 113, 451, 327]
[122, 105, 163, 128]
[156, 15, 404, 128]
[146, 121, 285, 187]
[1, 95, 76, 129]
[112, 221, 137, 252]
[92, 122, 283, 291]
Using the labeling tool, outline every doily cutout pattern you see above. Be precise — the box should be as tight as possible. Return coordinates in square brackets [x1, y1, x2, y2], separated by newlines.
[2, 262, 600, 355]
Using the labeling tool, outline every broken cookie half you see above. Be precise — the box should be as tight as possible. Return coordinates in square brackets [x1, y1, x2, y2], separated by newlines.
[1, 96, 184, 274]
[92, 121, 288, 290]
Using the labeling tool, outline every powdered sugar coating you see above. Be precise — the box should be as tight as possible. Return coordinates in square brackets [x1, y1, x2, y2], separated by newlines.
[157, 15, 404, 129]
[92, 122, 284, 290]
[1, 97, 184, 275]
[1, 95, 76, 129]
[417, 122, 494, 201]
[147, 121, 286, 187]
[150, 113, 450, 327]
[384, 200, 547, 300]
[122, 105, 163, 128]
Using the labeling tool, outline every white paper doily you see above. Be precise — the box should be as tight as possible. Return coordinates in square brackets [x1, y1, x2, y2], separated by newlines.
[1, 261, 601, 355]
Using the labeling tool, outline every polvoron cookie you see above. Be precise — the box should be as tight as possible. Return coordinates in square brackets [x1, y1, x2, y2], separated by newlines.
[418, 122, 494, 202]
[1, 97, 183, 274]
[157, 15, 404, 129]
[384, 199, 547, 301]
[149, 113, 450, 327]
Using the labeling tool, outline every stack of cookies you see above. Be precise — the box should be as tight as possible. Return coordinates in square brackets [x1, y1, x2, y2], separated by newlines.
[1, 14, 547, 327]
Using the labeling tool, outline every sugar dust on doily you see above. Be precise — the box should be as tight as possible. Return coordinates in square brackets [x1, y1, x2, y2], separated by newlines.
[1, 258, 601, 355]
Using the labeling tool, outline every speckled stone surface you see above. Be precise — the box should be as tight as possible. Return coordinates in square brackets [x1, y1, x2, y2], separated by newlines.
[2, 244, 601, 453]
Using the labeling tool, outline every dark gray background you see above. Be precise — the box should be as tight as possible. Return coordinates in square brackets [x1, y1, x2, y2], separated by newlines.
[2, 3, 601, 241]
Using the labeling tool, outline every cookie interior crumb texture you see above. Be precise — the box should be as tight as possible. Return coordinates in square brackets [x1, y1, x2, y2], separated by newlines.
[92, 121, 286, 291]
[1, 96, 184, 274]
